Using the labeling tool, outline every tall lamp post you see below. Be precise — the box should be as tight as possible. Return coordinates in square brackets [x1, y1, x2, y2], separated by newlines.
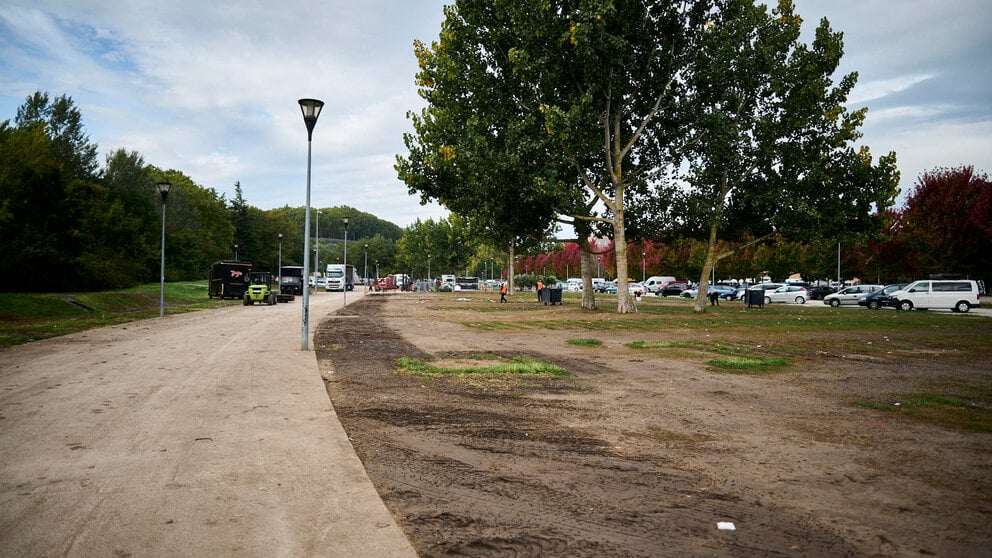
[427, 253, 431, 282]
[642, 252, 646, 282]
[363, 244, 368, 287]
[277, 233, 283, 285]
[234, 243, 238, 261]
[156, 181, 171, 317]
[299, 98, 324, 350]
[342, 217, 349, 306]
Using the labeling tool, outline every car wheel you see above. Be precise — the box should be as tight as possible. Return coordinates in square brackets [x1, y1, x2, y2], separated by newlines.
[764, 296, 772, 305]
[954, 301, 971, 313]
[899, 300, 913, 312]
[868, 300, 880, 310]
[829, 299, 840, 307]
[795, 296, 806, 304]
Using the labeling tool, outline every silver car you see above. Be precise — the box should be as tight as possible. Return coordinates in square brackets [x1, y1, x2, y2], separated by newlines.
[822, 284, 884, 307]
[765, 285, 810, 304]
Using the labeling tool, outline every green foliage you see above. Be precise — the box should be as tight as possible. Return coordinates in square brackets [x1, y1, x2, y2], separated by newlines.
[512, 273, 559, 290]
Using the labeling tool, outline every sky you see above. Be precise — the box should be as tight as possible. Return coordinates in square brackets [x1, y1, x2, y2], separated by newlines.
[1, 1, 990, 229]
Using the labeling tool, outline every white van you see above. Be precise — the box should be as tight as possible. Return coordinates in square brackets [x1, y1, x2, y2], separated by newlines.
[642, 276, 677, 294]
[891, 280, 982, 313]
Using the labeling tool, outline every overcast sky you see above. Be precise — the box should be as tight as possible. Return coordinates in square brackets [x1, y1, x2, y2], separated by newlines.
[2, 1, 989, 228]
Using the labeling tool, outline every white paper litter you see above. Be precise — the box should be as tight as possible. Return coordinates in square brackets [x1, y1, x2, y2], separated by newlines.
[717, 522, 736, 531]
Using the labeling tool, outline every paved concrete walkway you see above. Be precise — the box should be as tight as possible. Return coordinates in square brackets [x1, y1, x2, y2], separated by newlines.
[0, 290, 416, 557]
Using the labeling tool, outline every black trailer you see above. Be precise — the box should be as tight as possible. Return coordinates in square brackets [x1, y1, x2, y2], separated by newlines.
[209, 260, 252, 300]
[279, 266, 305, 296]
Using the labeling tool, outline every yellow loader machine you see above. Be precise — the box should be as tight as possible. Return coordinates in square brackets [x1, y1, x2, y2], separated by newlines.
[243, 271, 277, 306]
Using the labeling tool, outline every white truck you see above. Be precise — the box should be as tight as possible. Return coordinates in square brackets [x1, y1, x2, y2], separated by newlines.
[642, 276, 677, 294]
[325, 264, 359, 291]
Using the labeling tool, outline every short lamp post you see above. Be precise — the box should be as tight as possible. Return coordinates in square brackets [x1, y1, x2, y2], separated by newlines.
[299, 97, 324, 350]
[157, 181, 171, 317]
[342, 217, 349, 306]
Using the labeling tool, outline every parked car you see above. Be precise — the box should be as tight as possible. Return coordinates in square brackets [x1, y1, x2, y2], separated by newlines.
[708, 284, 738, 299]
[891, 279, 982, 313]
[809, 285, 838, 300]
[628, 282, 646, 296]
[602, 281, 618, 294]
[680, 287, 698, 298]
[764, 284, 810, 304]
[822, 284, 884, 307]
[660, 282, 689, 296]
[858, 283, 908, 310]
[739, 283, 782, 300]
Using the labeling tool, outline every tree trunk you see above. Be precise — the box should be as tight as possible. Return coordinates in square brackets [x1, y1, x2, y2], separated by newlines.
[693, 220, 718, 313]
[694, 172, 731, 313]
[575, 219, 597, 310]
[614, 208, 637, 313]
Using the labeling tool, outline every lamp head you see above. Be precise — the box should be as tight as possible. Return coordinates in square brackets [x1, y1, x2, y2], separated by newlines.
[298, 98, 324, 139]
[156, 181, 172, 202]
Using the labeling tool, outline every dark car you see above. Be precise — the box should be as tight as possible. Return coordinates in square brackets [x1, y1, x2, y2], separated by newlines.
[809, 285, 837, 300]
[858, 283, 908, 310]
[659, 282, 689, 296]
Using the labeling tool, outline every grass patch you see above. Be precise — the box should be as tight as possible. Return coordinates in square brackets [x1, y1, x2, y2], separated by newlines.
[568, 338, 603, 347]
[396, 355, 571, 378]
[0, 281, 227, 348]
[626, 339, 754, 357]
[707, 356, 790, 373]
[855, 389, 992, 432]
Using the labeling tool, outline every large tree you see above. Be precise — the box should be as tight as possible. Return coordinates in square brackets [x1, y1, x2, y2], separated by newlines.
[892, 166, 991, 281]
[673, 0, 899, 311]
[398, 0, 708, 312]
[15, 92, 99, 180]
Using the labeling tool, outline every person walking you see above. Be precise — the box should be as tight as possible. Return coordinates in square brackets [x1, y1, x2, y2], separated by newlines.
[500, 282, 508, 303]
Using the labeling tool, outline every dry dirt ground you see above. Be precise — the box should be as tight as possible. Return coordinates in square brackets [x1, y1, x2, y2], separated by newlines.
[316, 292, 991, 558]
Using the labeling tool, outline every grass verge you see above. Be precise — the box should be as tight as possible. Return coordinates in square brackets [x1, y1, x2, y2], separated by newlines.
[0, 281, 228, 348]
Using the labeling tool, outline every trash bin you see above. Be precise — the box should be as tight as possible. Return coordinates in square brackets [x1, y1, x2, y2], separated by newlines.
[746, 287, 764, 308]
[542, 287, 563, 305]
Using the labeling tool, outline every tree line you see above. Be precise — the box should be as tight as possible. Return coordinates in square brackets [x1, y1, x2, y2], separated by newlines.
[0, 92, 405, 292]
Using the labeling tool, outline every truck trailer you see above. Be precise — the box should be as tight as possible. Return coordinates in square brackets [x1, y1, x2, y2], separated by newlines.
[279, 266, 305, 296]
[209, 260, 252, 300]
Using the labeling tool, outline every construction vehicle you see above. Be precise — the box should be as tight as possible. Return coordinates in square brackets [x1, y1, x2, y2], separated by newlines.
[209, 260, 252, 300]
[243, 271, 277, 306]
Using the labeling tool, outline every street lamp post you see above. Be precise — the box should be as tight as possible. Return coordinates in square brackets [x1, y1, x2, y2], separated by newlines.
[342, 217, 349, 306]
[363, 244, 368, 287]
[299, 98, 324, 350]
[157, 181, 171, 317]
[427, 253, 431, 283]
[375, 260, 379, 285]
[642, 252, 646, 282]
[277, 233, 283, 287]
[234, 243, 238, 261]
